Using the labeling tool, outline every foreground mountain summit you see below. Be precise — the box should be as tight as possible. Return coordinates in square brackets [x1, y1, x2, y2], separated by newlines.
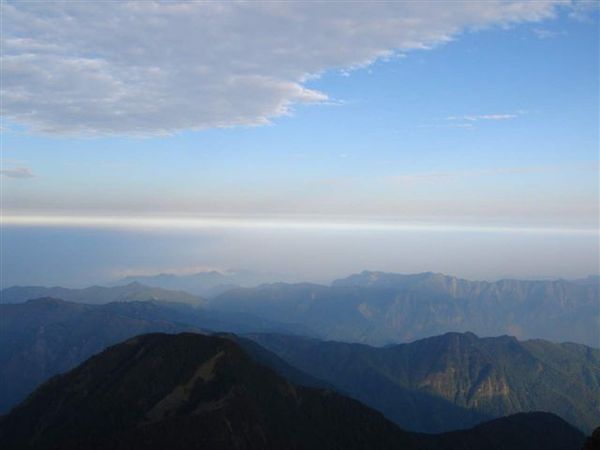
[0, 333, 417, 450]
[0, 333, 585, 450]
[0, 297, 306, 413]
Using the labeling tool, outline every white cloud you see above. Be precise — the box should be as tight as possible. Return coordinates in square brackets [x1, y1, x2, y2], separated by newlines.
[445, 113, 522, 122]
[568, 0, 600, 21]
[0, 167, 35, 178]
[532, 28, 565, 38]
[1, 1, 568, 136]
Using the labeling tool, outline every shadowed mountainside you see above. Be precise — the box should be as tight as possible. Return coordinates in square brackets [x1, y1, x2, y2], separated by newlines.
[0, 298, 309, 413]
[248, 331, 600, 434]
[0, 333, 586, 450]
[416, 412, 587, 450]
[581, 427, 600, 450]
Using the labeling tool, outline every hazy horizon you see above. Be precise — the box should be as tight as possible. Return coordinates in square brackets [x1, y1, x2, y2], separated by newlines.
[2, 223, 598, 289]
[1, 1, 598, 288]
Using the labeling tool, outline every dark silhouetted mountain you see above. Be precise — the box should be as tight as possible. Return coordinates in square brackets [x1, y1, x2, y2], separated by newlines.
[0, 298, 311, 414]
[582, 427, 600, 450]
[220, 334, 333, 391]
[247, 331, 600, 434]
[416, 412, 586, 450]
[0, 333, 585, 450]
[0, 333, 417, 450]
[117, 269, 296, 298]
[0, 298, 200, 414]
[1, 282, 206, 306]
[212, 271, 599, 346]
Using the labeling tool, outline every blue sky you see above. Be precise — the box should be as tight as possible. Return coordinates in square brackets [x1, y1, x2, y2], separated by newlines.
[1, 1, 598, 285]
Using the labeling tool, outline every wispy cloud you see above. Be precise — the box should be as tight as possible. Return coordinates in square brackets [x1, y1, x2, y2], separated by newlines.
[0, 167, 35, 178]
[445, 112, 522, 122]
[532, 28, 566, 39]
[568, 0, 600, 22]
[418, 122, 475, 130]
[1, 1, 565, 136]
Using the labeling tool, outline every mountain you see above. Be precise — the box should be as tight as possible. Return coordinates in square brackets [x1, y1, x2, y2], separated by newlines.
[416, 412, 587, 450]
[117, 269, 296, 298]
[581, 427, 600, 450]
[0, 298, 200, 414]
[212, 271, 599, 346]
[1, 282, 206, 306]
[0, 332, 585, 450]
[0, 298, 310, 414]
[0, 332, 417, 450]
[247, 332, 600, 434]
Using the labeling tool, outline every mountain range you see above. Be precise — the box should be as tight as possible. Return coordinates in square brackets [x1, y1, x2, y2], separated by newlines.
[4, 270, 598, 348]
[0, 298, 307, 413]
[1, 270, 598, 445]
[248, 331, 600, 434]
[0, 332, 586, 450]
[1, 296, 598, 437]
[0, 282, 206, 306]
[212, 271, 599, 346]
[117, 269, 296, 298]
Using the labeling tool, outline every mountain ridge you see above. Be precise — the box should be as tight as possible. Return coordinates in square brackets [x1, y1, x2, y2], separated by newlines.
[214, 270, 599, 346]
[0, 297, 311, 413]
[0, 332, 586, 450]
[1, 282, 207, 306]
[116, 269, 296, 298]
[247, 331, 600, 433]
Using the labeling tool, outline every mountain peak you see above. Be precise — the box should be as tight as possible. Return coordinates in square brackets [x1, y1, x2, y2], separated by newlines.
[0, 332, 417, 450]
[0, 332, 587, 450]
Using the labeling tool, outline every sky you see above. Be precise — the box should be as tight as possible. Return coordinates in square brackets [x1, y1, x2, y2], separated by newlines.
[1, 1, 598, 287]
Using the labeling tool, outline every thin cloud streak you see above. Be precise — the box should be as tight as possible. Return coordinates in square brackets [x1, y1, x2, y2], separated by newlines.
[0, 167, 35, 178]
[2, 214, 597, 236]
[445, 113, 522, 121]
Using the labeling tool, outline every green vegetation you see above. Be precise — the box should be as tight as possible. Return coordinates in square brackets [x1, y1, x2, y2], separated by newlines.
[0, 333, 585, 450]
[248, 331, 600, 433]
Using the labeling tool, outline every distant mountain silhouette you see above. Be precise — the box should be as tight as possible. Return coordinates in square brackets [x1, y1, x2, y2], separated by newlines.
[0, 333, 585, 450]
[0, 298, 309, 413]
[1, 282, 206, 306]
[213, 271, 599, 346]
[248, 331, 600, 434]
[117, 269, 295, 298]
